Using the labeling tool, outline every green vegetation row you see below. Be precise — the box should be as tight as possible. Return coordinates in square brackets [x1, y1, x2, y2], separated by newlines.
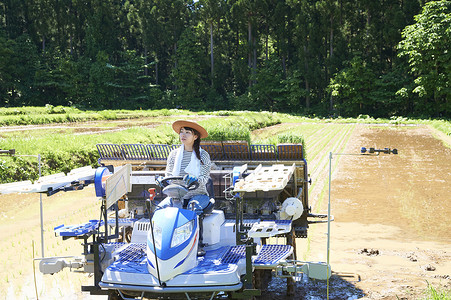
[0, 105, 186, 126]
[1, 108, 450, 184]
[0, 111, 291, 184]
[1, 107, 450, 135]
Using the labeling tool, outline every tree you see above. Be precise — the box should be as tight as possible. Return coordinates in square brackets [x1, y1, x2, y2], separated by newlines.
[106, 50, 153, 110]
[249, 56, 282, 111]
[291, 0, 328, 110]
[197, 0, 225, 85]
[171, 28, 209, 109]
[87, 51, 115, 109]
[0, 0, 431, 117]
[398, 0, 451, 117]
[34, 50, 71, 106]
[0, 33, 39, 106]
[85, 0, 122, 61]
[329, 56, 377, 116]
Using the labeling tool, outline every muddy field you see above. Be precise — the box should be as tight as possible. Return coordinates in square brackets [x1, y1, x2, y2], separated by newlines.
[295, 124, 451, 299]
[1, 122, 450, 299]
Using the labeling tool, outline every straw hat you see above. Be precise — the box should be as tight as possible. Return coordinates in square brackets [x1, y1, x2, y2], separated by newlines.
[172, 120, 208, 139]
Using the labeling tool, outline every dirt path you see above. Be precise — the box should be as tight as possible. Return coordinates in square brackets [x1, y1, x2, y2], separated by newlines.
[0, 119, 161, 136]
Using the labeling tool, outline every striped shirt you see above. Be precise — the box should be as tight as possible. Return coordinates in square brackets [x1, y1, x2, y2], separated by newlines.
[166, 148, 211, 200]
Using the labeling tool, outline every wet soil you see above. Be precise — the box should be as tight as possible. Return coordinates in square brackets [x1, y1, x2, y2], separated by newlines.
[334, 125, 451, 243]
[295, 125, 451, 299]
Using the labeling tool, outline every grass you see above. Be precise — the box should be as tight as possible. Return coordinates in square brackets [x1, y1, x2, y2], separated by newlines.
[422, 282, 451, 300]
[5, 107, 447, 184]
[1, 111, 280, 154]
[0, 106, 193, 126]
[420, 119, 451, 136]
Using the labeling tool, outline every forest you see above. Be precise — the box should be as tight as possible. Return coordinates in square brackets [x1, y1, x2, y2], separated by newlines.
[0, 0, 449, 118]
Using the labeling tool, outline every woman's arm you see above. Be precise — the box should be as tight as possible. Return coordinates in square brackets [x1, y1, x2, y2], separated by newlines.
[198, 150, 211, 184]
[165, 149, 177, 177]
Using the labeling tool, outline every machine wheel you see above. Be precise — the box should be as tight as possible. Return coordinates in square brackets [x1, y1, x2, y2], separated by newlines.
[124, 226, 133, 243]
[286, 227, 297, 260]
[286, 226, 297, 296]
[253, 269, 262, 292]
[107, 290, 121, 300]
[287, 277, 295, 296]
[253, 269, 272, 298]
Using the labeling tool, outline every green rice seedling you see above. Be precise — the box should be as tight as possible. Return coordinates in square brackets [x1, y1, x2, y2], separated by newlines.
[203, 120, 251, 143]
[98, 110, 118, 120]
[0, 107, 190, 126]
[276, 132, 305, 144]
[426, 119, 451, 137]
[252, 126, 307, 157]
[210, 110, 236, 116]
[423, 282, 451, 300]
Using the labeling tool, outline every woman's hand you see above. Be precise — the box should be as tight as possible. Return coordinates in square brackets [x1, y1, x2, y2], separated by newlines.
[183, 174, 198, 186]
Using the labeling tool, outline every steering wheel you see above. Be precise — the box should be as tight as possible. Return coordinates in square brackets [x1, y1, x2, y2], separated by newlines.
[158, 176, 199, 191]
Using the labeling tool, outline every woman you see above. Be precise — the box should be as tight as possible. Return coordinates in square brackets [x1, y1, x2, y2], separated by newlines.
[161, 120, 211, 212]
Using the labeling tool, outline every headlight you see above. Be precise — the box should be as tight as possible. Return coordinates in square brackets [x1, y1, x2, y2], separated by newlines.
[152, 222, 162, 249]
[171, 220, 194, 248]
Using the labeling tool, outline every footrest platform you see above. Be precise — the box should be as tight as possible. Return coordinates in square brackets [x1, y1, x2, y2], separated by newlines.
[54, 218, 136, 237]
[253, 244, 293, 267]
[248, 220, 292, 238]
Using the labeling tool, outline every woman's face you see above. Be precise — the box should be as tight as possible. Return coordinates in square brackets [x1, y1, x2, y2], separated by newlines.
[179, 127, 198, 146]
